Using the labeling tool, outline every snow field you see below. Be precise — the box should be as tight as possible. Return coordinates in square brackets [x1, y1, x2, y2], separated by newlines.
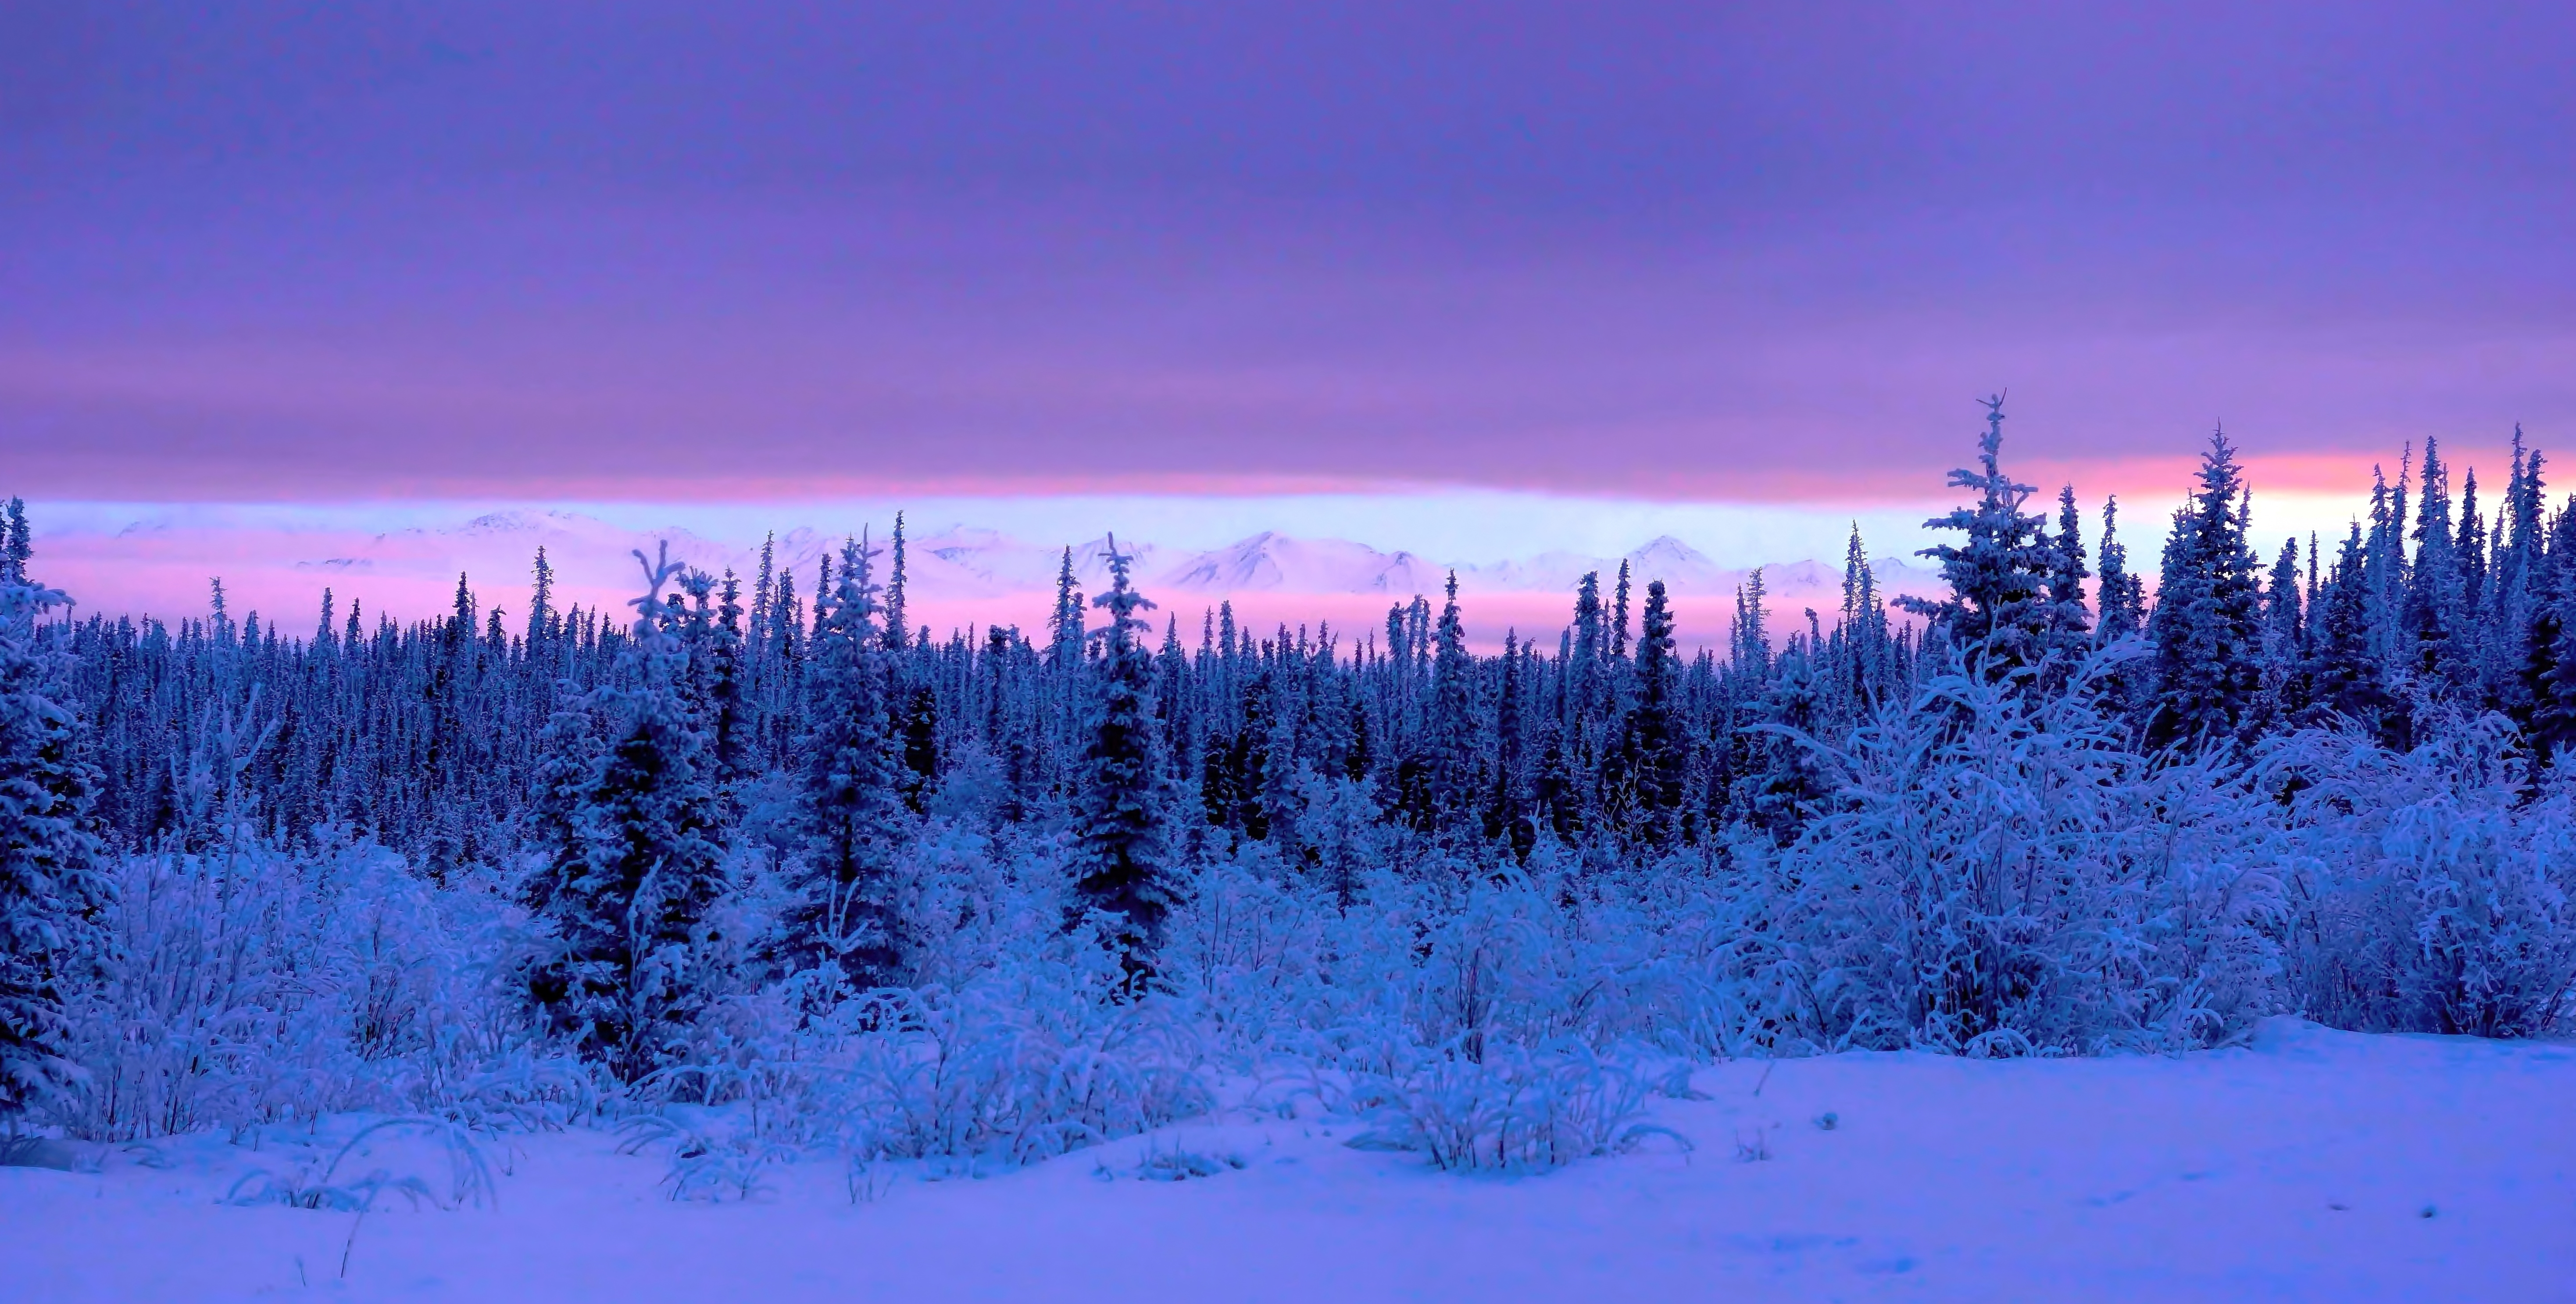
[7, 1018, 2569, 1304]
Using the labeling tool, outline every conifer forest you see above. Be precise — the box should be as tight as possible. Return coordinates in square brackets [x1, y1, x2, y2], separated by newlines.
[4, 400, 2571, 1184]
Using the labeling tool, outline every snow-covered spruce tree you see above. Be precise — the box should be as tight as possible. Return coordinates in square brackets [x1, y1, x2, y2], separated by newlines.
[2147, 428, 2266, 749]
[2493, 436, 2547, 720]
[2397, 438, 2466, 695]
[522, 543, 730, 1083]
[2519, 506, 2576, 769]
[2307, 525, 2410, 746]
[782, 534, 906, 998]
[1617, 580, 1686, 845]
[1736, 630, 1831, 849]
[2044, 485, 2094, 657]
[883, 511, 909, 655]
[1069, 537, 1178, 989]
[2264, 537, 2305, 671]
[1426, 572, 1479, 840]
[1898, 395, 2056, 677]
[2094, 494, 2147, 643]
[708, 569, 749, 786]
[0, 555, 108, 1121]
[1835, 525, 1896, 714]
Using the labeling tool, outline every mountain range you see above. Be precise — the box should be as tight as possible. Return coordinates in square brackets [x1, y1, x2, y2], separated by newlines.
[398, 511, 1941, 607]
[61, 508, 1945, 633]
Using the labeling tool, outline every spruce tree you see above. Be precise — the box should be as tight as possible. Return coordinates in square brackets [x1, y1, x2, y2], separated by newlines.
[2364, 457, 2410, 667]
[1836, 525, 1893, 712]
[1488, 629, 1531, 854]
[0, 501, 28, 584]
[0, 555, 106, 1121]
[2521, 507, 2576, 766]
[1611, 561, 1633, 661]
[523, 544, 729, 1082]
[898, 687, 940, 813]
[883, 512, 909, 654]
[527, 547, 557, 648]
[785, 535, 904, 995]
[2401, 437, 2468, 692]
[2094, 495, 2146, 643]
[2146, 428, 2266, 749]
[1568, 571, 1604, 724]
[2264, 535, 2312, 717]
[1069, 538, 1176, 988]
[2264, 537, 2305, 664]
[1737, 636, 1828, 847]
[1050, 547, 1085, 672]
[749, 533, 777, 661]
[1731, 568, 1772, 680]
[1899, 395, 2055, 674]
[2307, 525, 2410, 748]
[1620, 580, 1685, 843]
[2044, 485, 2093, 655]
[2495, 435, 2546, 715]
[709, 571, 748, 784]
[1427, 572, 1477, 834]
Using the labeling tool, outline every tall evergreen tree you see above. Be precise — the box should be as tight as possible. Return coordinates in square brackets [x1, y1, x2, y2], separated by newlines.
[2309, 526, 2410, 748]
[523, 544, 730, 1081]
[708, 571, 748, 784]
[1069, 539, 1176, 988]
[1899, 395, 2055, 673]
[0, 501, 29, 584]
[1427, 572, 1478, 832]
[527, 547, 557, 648]
[2401, 437, 2467, 692]
[785, 535, 904, 995]
[1731, 568, 1772, 680]
[2264, 537, 2305, 664]
[0, 559, 106, 1120]
[2094, 495, 2146, 643]
[2146, 428, 2266, 749]
[1611, 561, 1633, 661]
[1620, 580, 1685, 842]
[2520, 507, 2576, 767]
[2458, 469, 2490, 696]
[884, 512, 910, 654]
[1836, 525, 1890, 711]
[1050, 547, 1086, 672]
[2044, 485, 2094, 655]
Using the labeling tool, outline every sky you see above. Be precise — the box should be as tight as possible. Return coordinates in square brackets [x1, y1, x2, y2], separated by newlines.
[2, 2, 2570, 625]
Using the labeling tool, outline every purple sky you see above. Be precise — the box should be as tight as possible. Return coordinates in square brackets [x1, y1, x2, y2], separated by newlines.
[3, 2, 2571, 503]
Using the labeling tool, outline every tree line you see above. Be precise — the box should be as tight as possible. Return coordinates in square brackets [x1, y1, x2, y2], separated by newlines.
[5, 397, 2573, 1122]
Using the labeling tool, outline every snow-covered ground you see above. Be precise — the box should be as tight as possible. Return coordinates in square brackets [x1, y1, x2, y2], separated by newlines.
[8, 1018, 2569, 1304]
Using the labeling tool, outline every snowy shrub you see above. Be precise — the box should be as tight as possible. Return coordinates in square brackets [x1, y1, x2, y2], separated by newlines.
[615, 1111, 795, 1202]
[2263, 718, 2576, 1037]
[1340, 1039, 1681, 1172]
[1746, 652, 2285, 1054]
[225, 1115, 497, 1212]
[625, 914, 1214, 1176]
[57, 842, 532, 1140]
[820, 974, 1212, 1169]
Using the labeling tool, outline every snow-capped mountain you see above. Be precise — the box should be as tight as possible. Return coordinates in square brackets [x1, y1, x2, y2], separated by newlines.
[55, 505, 1946, 636]
[1158, 533, 1448, 595]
